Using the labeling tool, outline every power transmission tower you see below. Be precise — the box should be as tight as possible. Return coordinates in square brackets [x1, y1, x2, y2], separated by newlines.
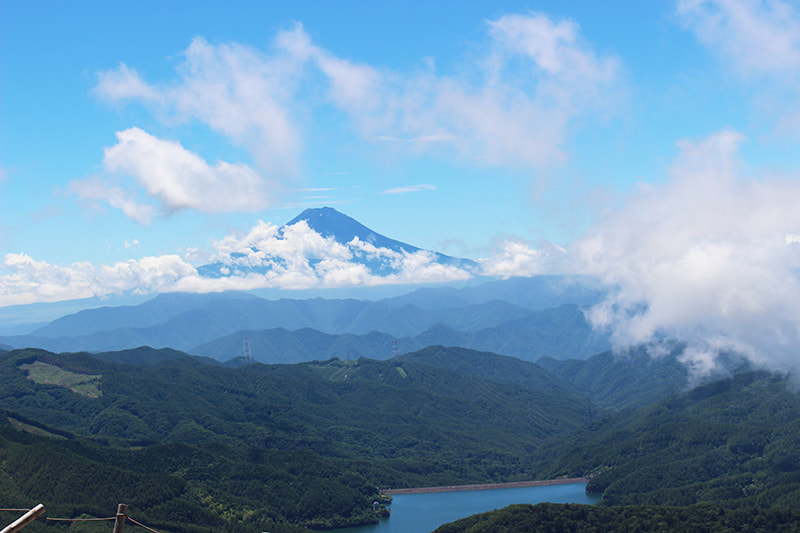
[243, 336, 253, 364]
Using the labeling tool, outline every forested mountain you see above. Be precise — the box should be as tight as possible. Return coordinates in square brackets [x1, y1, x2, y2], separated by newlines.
[1, 347, 589, 461]
[0, 345, 594, 530]
[435, 502, 800, 532]
[532, 369, 800, 509]
[4, 341, 800, 531]
[437, 368, 800, 532]
[0, 275, 608, 358]
[383, 275, 604, 311]
[189, 303, 609, 363]
[537, 346, 690, 410]
[399, 345, 576, 394]
[1, 300, 609, 362]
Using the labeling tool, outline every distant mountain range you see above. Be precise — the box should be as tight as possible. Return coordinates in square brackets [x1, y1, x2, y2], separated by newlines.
[0, 207, 609, 362]
[0, 286, 609, 362]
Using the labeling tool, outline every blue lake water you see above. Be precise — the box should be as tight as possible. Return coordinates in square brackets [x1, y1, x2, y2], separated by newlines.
[333, 483, 600, 533]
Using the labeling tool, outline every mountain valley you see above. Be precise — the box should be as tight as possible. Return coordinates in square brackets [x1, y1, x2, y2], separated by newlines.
[1, 208, 798, 533]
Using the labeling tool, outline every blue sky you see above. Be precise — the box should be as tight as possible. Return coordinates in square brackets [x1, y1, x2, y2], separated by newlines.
[4, 0, 800, 372]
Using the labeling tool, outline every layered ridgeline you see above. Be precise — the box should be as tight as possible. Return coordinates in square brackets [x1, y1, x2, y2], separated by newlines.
[0, 207, 606, 359]
[0, 345, 606, 532]
[0, 284, 608, 361]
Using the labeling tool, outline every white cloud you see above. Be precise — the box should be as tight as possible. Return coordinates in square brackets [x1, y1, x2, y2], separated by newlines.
[313, 12, 622, 168]
[0, 216, 479, 305]
[0, 207, 665, 309]
[381, 184, 436, 195]
[68, 176, 156, 225]
[211, 219, 353, 278]
[479, 240, 550, 278]
[101, 127, 271, 215]
[677, 0, 800, 77]
[96, 37, 305, 178]
[572, 128, 800, 374]
[95, 15, 623, 174]
[0, 215, 492, 306]
[387, 251, 473, 284]
[0, 253, 197, 306]
[487, 13, 618, 83]
[208, 220, 472, 288]
[94, 63, 163, 103]
[70, 128, 273, 222]
[677, 0, 800, 136]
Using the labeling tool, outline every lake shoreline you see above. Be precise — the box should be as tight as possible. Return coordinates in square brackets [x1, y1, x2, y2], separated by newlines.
[383, 477, 590, 495]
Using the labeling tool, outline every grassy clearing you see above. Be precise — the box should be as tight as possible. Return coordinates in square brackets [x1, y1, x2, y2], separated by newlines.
[21, 361, 102, 398]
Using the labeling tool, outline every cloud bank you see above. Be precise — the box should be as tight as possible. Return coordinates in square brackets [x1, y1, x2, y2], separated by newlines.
[573, 128, 800, 374]
[0, 219, 483, 306]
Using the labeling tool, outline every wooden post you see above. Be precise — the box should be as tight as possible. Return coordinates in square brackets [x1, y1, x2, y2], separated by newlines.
[112, 504, 128, 533]
[1, 504, 45, 533]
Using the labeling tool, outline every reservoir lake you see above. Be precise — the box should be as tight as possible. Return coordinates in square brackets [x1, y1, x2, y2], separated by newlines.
[333, 482, 600, 533]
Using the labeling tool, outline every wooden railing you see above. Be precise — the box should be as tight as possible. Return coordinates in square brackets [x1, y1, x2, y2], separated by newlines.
[2, 503, 156, 532]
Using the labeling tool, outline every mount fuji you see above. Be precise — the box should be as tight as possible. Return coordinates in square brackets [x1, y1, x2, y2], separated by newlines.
[197, 207, 477, 279]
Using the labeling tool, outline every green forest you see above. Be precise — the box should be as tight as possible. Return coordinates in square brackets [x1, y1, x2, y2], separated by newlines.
[0, 346, 589, 531]
[2, 345, 800, 531]
[436, 368, 800, 531]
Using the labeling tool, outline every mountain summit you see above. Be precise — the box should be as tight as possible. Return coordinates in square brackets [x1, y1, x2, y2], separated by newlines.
[286, 207, 423, 255]
[198, 207, 475, 280]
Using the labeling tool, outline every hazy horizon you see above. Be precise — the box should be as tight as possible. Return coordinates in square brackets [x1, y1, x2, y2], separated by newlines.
[4, 0, 800, 375]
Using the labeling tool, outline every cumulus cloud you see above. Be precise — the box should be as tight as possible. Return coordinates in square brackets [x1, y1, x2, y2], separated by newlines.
[572, 128, 800, 374]
[103, 127, 271, 214]
[68, 176, 156, 225]
[0, 253, 197, 306]
[677, 0, 800, 77]
[479, 240, 563, 278]
[94, 63, 163, 103]
[0, 218, 484, 306]
[87, 15, 621, 223]
[69, 128, 272, 221]
[207, 220, 472, 289]
[96, 38, 304, 177]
